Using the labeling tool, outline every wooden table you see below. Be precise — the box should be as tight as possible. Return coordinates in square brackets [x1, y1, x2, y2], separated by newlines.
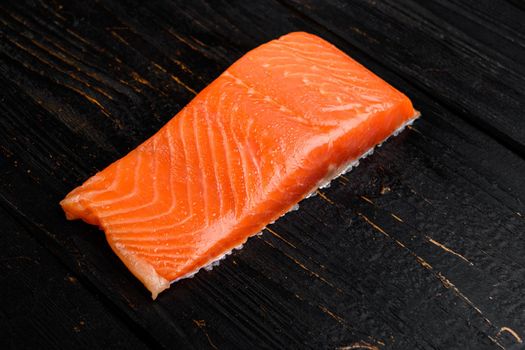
[1, 1, 524, 349]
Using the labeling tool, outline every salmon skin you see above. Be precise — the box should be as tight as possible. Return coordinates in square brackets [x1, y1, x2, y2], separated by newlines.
[61, 32, 418, 299]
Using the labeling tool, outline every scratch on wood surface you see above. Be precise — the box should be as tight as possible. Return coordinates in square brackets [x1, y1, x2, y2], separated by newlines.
[262, 239, 341, 292]
[318, 305, 347, 325]
[318, 305, 385, 347]
[497, 326, 523, 343]
[487, 335, 506, 350]
[170, 75, 197, 95]
[265, 227, 297, 248]
[358, 213, 389, 238]
[169, 57, 193, 74]
[151, 58, 193, 83]
[359, 197, 404, 223]
[190, 35, 207, 48]
[409, 188, 432, 205]
[337, 341, 380, 350]
[360, 195, 374, 205]
[338, 175, 350, 183]
[316, 190, 334, 205]
[350, 27, 379, 44]
[129, 72, 152, 86]
[390, 213, 403, 222]
[338, 178, 347, 185]
[152, 62, 167, 73]
[128, 71, 169, 97]
[436, 273, 493, 326]
[167, 29, 204, 53]
[283, 251, 340, 291]
[414, 256, 432, 270]
[406, 124, 423, 135]
[359, 213, 408, 250]
[65, 28, 93, 48]
[77, 93, 112, 118]
[110, 30, 131, 46]
[117, 78, 143, 94]
[193, 320, 218, 349]
[427, 237, 473, 265]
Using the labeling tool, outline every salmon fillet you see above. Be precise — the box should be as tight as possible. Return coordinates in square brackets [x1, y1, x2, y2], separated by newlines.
[61, 32, 418, 299]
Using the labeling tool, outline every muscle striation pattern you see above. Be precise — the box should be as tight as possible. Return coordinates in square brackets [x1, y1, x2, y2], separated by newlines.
[61, 32, 418, 299]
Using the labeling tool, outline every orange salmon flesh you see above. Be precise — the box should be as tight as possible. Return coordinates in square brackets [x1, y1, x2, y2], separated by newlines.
[61, 32, 418, 299]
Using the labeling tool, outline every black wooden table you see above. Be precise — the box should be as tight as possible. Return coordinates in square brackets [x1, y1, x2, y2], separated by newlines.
[1, 1, 524, 349]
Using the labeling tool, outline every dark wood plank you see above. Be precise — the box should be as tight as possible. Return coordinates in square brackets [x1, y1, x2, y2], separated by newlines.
[417, 0, 525, 70]
[0, 206, 151, 350]
[281, 0, 525, 156]
[1, 0, 525, 349]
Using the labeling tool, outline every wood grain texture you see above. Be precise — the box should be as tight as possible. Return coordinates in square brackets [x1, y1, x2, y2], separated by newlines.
[0, 207, 150, 349]
[281, 0, 525, 155]
[1, 0, 524, 349]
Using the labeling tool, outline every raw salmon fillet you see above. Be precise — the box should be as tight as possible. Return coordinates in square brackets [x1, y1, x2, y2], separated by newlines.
[61, 32, 418, 299]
